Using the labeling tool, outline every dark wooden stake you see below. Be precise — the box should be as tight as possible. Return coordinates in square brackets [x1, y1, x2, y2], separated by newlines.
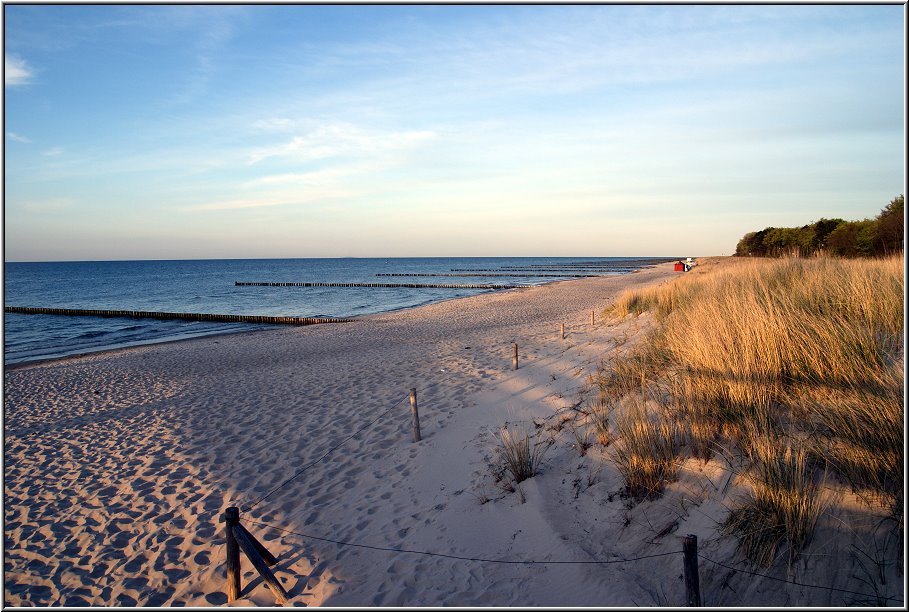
[237, 523, 278, 567]
[683, 534, 701, 606]
[512, 343, 519, 370]
[560, 323, 565, 339]
[410, 388, 421, 442]
[591, 310, 595, 326]
[224, 507, 241, 602]
[232, 524, 290, 605]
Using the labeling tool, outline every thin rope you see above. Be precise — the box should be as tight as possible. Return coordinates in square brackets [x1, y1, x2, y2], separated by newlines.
[245, 519, 682, 565]
[697, 553, 904, 603]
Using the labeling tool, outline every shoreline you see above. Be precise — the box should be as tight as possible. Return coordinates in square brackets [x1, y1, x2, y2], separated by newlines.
[3, 271, 637, 371]
[4, 262, 689, 606]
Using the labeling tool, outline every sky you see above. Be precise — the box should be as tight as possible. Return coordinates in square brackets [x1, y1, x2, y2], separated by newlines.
[2, 4, 905, 261]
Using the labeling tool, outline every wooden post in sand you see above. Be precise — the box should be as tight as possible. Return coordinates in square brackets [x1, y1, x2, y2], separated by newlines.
[222, 507, 287, 605]
[560, 323, 565, 340]
[512, 343, 519, 370]
[682, 534, 701, 606]
[224, 507, 241, 602]
[591, 310, 595, 326]
[231, 524, 289, 604]
[410, 388, 421, 442]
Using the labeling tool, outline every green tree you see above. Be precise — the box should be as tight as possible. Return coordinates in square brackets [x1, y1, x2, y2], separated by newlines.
[735, 228, 772, 256]
[875, 194, 904, 254]
[732, 194, 901, 258]
[827, 220, 877, 257]
[762, 227, 804, 257]
[809, 218, 845, 253]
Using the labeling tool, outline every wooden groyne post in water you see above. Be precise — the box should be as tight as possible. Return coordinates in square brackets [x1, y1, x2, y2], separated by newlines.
[4, 306, 356, 327]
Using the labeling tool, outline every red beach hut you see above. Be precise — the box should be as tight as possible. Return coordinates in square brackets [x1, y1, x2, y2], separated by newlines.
[674, 261, 685, 272]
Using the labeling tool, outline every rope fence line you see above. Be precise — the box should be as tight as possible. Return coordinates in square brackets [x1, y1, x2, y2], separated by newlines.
[238, 520, 901, 604]
[244, 519, 682, 565]
[227, 519, 903, 605]
[242, 396, 412, 512]
[697, 553, 904, 604]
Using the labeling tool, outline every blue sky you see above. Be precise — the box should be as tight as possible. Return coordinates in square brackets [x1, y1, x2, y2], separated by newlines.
[3, 4, 905, 261]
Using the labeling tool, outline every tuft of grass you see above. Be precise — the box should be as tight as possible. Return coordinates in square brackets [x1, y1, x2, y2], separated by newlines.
[595, 342, 668, 401]
[685, 412, 720, 463]
[611, 400, 681, 500]
[723, 433, 825, 569]
[567, 417, 593, 457]
[493, 425, 553, 484]
[588, 399, 612, 446]
[792, 371, 903, 510]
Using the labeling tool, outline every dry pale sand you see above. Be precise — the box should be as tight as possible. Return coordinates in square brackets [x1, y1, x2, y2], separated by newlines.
[3, 262, 903, 607]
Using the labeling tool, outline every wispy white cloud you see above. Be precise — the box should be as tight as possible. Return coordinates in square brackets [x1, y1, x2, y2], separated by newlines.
[4, 56, 34, 86]
[187, 188, 353, 212]
[6, 132, 32, 143]
[247, 123, 435, 165]
[251, 118, 298, 133]
[43, 147, 64, 157]
[241, 166, 357, 188]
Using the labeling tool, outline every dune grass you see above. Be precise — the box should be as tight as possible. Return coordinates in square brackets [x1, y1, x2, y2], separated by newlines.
[601, 254, 904, 567]
[493, 425, 554, 485]
[611, 399, 681, 500]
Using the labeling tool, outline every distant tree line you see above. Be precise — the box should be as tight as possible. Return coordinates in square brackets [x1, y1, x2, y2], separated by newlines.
[735, 194, 904, 257]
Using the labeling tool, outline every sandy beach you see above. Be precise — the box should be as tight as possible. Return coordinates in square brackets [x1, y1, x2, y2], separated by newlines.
[3, 261, 901, 607]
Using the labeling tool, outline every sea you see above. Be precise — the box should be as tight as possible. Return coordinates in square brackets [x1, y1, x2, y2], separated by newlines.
[3, 257, 677, 366]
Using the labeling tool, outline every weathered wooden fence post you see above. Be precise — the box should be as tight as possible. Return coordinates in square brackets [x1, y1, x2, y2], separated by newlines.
[231, 523, 289, 604]
[560, 323, 565, 339]
[591, 310, 595, 326]
[221, 506, 288, 605]
[683, 534, 701, 606]
[224, 507, 241, 602]
[410, 388, 421, 442]
[512, 343, 519, 370]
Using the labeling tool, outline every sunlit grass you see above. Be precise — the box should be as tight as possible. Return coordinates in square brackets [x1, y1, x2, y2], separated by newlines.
[723, 431, 826, 569]
[600, 254, 904, 567]
[611, 400, 681, 500]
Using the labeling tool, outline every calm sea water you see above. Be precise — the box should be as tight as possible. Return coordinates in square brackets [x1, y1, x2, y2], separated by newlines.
[3, 257, 673, 365]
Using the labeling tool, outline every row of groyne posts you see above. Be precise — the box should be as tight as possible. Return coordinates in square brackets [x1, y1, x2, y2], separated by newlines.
[3, 307, 600, 330]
